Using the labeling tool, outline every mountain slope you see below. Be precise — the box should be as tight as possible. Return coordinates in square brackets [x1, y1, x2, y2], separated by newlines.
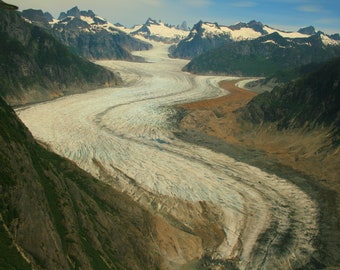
[0, 9, 121, 106]
[21, 7, 152, 60]
[169, 21, 233, 59]
[238, 57, 340, 145]
[183, 32, 340, 76]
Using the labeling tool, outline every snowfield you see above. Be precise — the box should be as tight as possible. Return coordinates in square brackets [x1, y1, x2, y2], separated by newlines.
[17, 43, 318, 269]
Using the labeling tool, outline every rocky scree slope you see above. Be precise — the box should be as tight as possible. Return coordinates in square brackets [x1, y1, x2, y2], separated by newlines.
[0, 9, 121, 106]
[0, 94, 168, 269]
[21, 7, 152, 60]
[183, 31, 340, 76]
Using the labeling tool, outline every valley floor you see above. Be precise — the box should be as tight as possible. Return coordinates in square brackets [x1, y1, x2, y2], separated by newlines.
[15, 43, 334, 269]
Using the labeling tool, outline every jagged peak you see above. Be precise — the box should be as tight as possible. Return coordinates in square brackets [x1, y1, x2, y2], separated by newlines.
[80, 9, 96, 18]
[145, 17, 160, 25]
[44, 12, 54, 22]
[229, 20, 266, 34]
[191, 20, 220, 31]
[298, 26, 316, 35]
[67, 6, 81, 17]
[58, 6, 92, 20]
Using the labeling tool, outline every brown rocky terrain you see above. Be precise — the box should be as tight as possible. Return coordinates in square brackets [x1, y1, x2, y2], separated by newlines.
[176, 79, 340, 268]
[179, 80, 339, 186]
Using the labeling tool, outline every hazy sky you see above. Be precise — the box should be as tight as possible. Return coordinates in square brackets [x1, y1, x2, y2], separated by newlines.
[10, 0, 340, 34]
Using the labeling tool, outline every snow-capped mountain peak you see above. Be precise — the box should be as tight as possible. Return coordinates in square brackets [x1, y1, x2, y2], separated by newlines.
[51, 7, 126, 35]
[184, 20, 265, 43]
[131, 17, 190, 43]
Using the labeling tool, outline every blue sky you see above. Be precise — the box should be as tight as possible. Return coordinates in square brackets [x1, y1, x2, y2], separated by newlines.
[11, 0, 340, 34]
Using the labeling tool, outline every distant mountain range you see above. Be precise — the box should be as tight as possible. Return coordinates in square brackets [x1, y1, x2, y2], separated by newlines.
[173, 21, 340, 76]
[20, 7, 340, 76]
[21, 7, 152, 60]
[170, 20, 340, 59]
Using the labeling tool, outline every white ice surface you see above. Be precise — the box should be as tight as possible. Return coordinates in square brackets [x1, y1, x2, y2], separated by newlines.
[17, 43, 318, 269]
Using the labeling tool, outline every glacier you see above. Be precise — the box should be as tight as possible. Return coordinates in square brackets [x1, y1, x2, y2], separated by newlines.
[17, 43, 319, 269]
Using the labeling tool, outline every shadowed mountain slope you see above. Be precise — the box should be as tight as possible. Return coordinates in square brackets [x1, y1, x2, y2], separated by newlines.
[238, 57, 340, 138]
[0, 9, 121, 106]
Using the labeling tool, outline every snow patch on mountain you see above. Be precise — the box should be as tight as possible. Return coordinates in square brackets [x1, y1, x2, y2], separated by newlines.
[227, 26, 262, 41]
[263, 26, 310, 38]
[321, 33, 340, 46]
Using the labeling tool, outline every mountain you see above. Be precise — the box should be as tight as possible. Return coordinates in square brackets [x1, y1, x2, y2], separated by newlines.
[298, 25, 317, 35]
[182, 31, 340, 76]
[169, 20, 234, 59]
[0, 94, 172, 269]
[170, 20, 340, 60]
[21, 7, 152, 60]
[169, 20, 276, 59]
[130, 18, 189, 43]
[238, 57, 340, 137]
[0, 9, 121, 106]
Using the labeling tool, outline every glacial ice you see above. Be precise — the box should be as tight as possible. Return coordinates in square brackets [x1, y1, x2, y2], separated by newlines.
[17, 43, 319, 269]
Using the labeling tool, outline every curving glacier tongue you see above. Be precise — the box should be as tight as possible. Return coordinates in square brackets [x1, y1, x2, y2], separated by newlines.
[17, 43, 318, 269]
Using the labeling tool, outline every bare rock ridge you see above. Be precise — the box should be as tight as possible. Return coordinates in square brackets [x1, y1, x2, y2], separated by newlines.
[0, 9, 121, 106]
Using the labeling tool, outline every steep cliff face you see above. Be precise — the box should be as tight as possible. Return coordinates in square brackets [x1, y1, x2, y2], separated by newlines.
[0, 9, 121, 106]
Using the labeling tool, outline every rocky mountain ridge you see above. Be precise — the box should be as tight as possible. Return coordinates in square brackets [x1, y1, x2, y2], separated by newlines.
[21, 6, 152, 60]
[170, 20, 340, 59]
